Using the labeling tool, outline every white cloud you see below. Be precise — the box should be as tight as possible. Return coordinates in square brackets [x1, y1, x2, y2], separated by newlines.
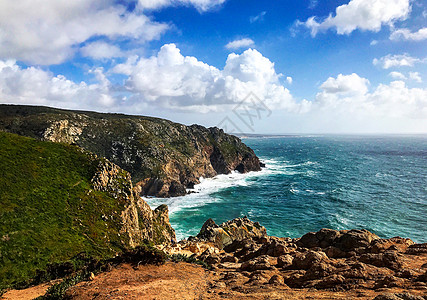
[390, 27, 427, 41]
[370, 40, 378, 46]
[0, 60, 115, 108]
[373, 54, 421, 69]
[250, 11, 266, 23]
[314, 73, 427, 119]
[0, 0, 168, 65]
[320, 73, 369, 95]
[286, 77, 293, 84]
[113, 44, 299, 112]
[80, 41, 123, 60]
[137, 0, 226, 12]
[409, 72, 422, 83]
[225, 38, 255, 50]
[389, 71, 406, 80]
[302, 0, 410, 36]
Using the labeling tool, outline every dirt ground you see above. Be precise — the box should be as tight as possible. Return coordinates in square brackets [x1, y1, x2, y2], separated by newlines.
[3, 262, 426, 300]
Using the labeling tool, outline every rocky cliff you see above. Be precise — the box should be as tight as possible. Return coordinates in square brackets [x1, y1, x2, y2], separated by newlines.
[0, 104, 262, 197]
[0, 131, 175, 291]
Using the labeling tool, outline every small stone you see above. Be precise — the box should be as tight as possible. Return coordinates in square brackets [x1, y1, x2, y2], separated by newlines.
[268, 274, 285, 285]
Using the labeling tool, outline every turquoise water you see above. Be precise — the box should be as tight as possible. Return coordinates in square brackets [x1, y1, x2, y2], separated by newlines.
[146, 135, 427, 243]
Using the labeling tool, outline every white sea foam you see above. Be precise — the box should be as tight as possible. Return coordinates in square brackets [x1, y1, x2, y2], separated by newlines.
[145, 156, 319, 221]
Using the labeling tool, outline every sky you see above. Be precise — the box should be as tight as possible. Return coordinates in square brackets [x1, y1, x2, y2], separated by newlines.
[0, 0, 427, 134]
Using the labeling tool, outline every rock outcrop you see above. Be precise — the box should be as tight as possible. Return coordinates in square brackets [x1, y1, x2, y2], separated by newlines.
[192, 217, 267, 249]
[0, 104, 262, 197]
[163, 218, 427, 295]
[91, 158, 176, 247]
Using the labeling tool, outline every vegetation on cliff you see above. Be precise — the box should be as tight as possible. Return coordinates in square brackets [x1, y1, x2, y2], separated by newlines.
[0, 104, 262, 197]
[0, 131, 174, 291]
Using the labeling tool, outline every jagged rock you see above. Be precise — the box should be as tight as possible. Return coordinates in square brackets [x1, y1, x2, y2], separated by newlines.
[92, 159, 176, 246]
[359, 251, 403, 270]
[303, 261, 336, 281]
[336, 229, 380, 252]
[196, 217, 267, 249]
[241, 255, 272, 271]
[371, 237, 414, 254]
[374, 275, 405, 288]
[292, 250, 329, 270]
[297, 228, 380, 253]
[406, 243, 427, 255]
[277, 255, 294, 268]
[268, 274, 286, 285]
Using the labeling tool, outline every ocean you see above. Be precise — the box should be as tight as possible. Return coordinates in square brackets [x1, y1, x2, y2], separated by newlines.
[146, 135, 427, 243]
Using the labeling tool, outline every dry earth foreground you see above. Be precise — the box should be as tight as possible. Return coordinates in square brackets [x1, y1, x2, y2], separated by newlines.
[3, 217, 427, 300]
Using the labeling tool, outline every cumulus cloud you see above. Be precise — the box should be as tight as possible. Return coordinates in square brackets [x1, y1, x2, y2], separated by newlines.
[225, 38, 255, 50]
[0, 60, 115, 108]
[301, 0, 410, 36]
[320, 73, 369, 95]
[389, 71, 406, 80]
[112, 44, 300, 112]
[0, 0, 168, 65]
[390, 27, 427, 41]
[409, 72, 422, 83]
[286, 77, 293, 84]
[313, 73, 427, 119]
[373, 54, 421, 69]
[80, 41, 123, 60]
[137, 0, 226, 12]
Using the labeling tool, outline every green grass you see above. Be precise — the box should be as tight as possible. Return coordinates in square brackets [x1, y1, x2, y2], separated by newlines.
[0, 132, 130, 291]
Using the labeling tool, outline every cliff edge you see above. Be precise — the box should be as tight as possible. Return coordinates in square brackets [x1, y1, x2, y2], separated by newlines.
[0, 104, 262, 197]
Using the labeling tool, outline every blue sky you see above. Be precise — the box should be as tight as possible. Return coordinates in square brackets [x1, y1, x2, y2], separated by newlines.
[1, 0, 427, 133]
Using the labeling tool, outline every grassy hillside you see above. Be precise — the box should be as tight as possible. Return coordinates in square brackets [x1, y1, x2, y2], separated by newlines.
[0, 132, 131, 291]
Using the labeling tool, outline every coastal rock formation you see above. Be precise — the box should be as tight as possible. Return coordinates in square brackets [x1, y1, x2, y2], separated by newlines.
[0, 104, 262, 197]
[160, 218, 427, 298]
[193, 217, 267, 249]
[91, 158, 176, 246]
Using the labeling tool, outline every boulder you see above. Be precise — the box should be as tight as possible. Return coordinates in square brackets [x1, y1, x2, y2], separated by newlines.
[196, 217, 267, 249]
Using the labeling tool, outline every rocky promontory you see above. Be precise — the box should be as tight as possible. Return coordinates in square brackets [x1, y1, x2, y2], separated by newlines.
[0, 104, 262, 197]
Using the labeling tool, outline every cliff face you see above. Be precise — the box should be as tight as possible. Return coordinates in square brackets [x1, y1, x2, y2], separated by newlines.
[0, 105, 262, 197]
[0, 131, 175, 290]
[91, 159, 176, 246]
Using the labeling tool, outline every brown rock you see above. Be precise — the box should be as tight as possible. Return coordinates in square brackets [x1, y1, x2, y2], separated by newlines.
[292, 250, 329, 270]
[277, 254, 294, 268]
[240, 255, 272, 272]
[268, 274, 286, 285]
[359, 251, 403, 270]
[336, 229, 380, 252]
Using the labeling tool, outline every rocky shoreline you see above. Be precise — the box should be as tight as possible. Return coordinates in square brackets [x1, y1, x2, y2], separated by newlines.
[59, 217, 427, 300]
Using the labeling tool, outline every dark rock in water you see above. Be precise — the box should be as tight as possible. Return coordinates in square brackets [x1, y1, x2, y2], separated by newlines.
[0, 104, 262, 197]
[168, 180, 187, 197]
